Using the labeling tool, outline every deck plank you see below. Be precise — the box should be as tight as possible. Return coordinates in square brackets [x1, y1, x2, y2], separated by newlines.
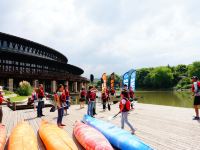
[1, 102, 200, 150]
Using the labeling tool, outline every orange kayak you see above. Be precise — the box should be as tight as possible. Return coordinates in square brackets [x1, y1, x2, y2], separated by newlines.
[8, 122, 38, 150]
[39, 120, 78, 150]
[0, 125, 6, 150]
[73, 122, 113, 150]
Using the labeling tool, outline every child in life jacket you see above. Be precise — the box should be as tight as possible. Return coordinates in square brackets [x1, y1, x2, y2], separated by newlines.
[119, 90, 136, 134]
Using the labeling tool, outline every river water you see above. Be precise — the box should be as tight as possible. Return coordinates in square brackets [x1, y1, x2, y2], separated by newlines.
[135, 91, 193, 108]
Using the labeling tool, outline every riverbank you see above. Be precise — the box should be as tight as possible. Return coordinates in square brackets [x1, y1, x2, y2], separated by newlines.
[1, 102, 200, 150]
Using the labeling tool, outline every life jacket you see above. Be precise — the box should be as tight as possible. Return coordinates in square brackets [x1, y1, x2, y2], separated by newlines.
[60, 92, 66, 102]
[106, 89, 109, 95]
[102, 93, 107, 102]
[89, 92, 96, 101]
[0, 95, 3, 104]
[110, 89, 115, 94]
[119, 98, 131, 112]
[81, 91, 86, 97]
[65, 90, 70, 97]
[38, 88, 44, 98]
[192, 81, 200, 96]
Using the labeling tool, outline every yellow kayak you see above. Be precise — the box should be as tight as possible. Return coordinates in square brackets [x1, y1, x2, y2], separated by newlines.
[8, 122, 38, 150]
[39, 120, 78, 150]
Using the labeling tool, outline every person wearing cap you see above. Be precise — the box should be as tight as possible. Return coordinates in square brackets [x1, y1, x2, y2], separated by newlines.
[191, 76, 200, 120]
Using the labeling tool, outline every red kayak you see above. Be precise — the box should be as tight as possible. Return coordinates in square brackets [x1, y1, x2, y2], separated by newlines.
[0, 125, 6, 150]
[73, 122, 113, 150]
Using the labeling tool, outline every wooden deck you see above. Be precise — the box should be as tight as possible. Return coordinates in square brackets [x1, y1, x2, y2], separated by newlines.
[1, 102, 200, 150]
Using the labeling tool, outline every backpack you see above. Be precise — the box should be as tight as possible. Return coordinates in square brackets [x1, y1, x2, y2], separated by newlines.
[119, 99, 131, 112]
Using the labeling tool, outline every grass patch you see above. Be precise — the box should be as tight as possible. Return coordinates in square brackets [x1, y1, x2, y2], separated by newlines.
[4, 90, 15, 95]
[10, 96, 29, 102]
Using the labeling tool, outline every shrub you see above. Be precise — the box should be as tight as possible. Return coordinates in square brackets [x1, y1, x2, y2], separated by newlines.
[17, 81, 32, 96]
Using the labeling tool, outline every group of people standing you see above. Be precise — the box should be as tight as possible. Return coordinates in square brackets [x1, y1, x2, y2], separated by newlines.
[31, 84, 70, 127]
[31, 84, 45, 118]
[53, 84, 70, 127]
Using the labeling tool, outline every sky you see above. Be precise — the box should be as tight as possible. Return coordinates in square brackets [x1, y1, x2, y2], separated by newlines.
[0, 0, 200, 78]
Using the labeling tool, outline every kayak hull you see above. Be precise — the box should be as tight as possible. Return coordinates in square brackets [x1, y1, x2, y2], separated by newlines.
[0, 125, 6, 150]
[39, 120, 78, 150]
[8, 122, 38, 150]
[73, 121, 113, 150]
[83, 115, 153, 150]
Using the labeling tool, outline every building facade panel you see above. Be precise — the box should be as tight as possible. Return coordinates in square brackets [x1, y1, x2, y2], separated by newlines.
[0, 32, 88, 92]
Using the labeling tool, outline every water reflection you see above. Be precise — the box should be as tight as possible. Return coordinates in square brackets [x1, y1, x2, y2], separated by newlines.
[135, 91, 193, 108]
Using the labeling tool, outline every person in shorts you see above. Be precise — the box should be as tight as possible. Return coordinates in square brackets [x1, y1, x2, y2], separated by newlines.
[191, 76, 200, 120]
[80, 87, 86, 109]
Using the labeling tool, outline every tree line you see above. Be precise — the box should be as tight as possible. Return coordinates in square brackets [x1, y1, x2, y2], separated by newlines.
[136, 61, 200, 89]
[95, 61, 200, 90]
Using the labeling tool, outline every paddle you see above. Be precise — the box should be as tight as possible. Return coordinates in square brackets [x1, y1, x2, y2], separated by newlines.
[108, 112, 121, 121]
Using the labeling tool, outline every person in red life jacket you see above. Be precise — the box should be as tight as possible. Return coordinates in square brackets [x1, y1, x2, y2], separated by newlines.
[64, 85, 70, 115]
[56, 84, 65, 127]
[101, 91, 107, 111]
[80, 87, 86, 109]
[37, 84, 45, 117]
[119, 90, 136, 134]
[87, 86, 97, 117]
[86, 87, 91, 106]
[191, 76, 200, 120]
[60, 88, 67, 113]
[92, 86, 98, 115]
[0, 90, 8, 125]
[110, 88, 115, 104]
[31, 88, 38, 111]
[106, 87, 110, 98]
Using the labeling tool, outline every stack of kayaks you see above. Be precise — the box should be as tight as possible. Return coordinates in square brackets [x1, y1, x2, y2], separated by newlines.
[39, 120, 78, 150]
[73, 121, 113, 150]
[0, 125, 6, 150]
[83, 114, 153, 150]
[8, 122, 38, 150]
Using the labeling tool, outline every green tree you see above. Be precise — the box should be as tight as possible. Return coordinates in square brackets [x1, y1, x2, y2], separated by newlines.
[149, 67, 174, 88]
[175, 64, 188, 76]
[136, 68, 150, 88]
[188, 61, 200, 78]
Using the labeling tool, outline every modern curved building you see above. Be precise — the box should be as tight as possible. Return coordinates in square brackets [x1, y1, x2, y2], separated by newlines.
[0, 32, 88, 92]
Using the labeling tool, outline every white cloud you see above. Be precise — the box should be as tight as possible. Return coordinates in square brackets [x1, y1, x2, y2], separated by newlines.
[0, 0, 200, 78]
